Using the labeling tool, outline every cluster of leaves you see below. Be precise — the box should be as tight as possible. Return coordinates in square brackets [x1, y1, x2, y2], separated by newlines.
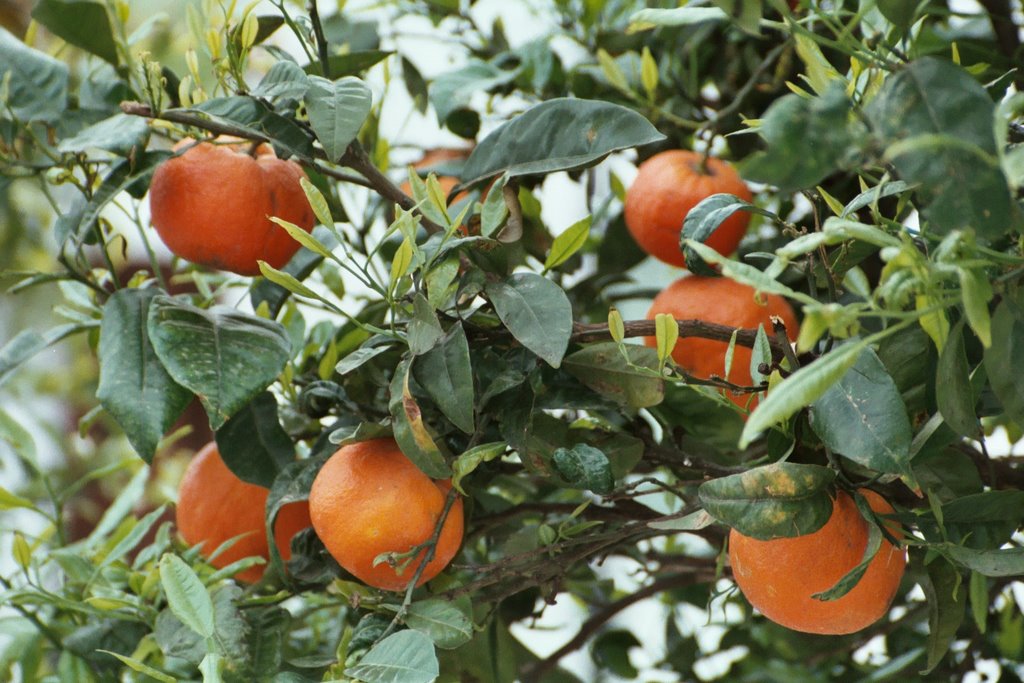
[2, 0, 1024, 681]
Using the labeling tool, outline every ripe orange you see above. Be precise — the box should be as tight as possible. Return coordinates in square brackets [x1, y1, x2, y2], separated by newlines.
[729, 489, 907, 635]
[308, 437, 464, 591]
[624, 150, 752, 268]
[645, 276, 799, 407]
[176, 442, 312, 583]
[149, 137, 315, 276]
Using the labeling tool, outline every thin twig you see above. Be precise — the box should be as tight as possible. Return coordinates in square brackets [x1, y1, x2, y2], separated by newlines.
[308, 1, 331, 79]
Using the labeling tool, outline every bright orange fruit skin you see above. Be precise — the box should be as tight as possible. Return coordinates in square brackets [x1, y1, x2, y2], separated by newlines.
[728, 489, 907, 635]
[149, 138, 315, 276]
[176, 442, 312, 583]
[308, 437, 464, 591]
[645, 276, 799, 407]
[624, 150, 753, 268]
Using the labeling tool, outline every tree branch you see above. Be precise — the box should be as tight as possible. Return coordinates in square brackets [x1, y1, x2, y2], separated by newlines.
[520, 572, 708, 682]
[977, 0, 1023, 87]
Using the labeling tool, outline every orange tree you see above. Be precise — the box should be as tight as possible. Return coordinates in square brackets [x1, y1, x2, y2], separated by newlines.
[1, 0, 1023, 681]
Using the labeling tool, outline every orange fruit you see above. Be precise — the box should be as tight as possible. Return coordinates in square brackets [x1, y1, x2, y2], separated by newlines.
[645, 276, 799, 407]
[728, 488, 907, 635]
[624, 150, 752, 268]
[149, 137, 315, 276]
[308, 437, 464, 591]
[176, 442, 312, 583]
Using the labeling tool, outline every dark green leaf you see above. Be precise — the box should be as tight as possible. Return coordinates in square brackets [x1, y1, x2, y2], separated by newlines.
[936, 491, 1024, 549]
[31, 0, 118, 65]
[344, 630, 439, 683]
[983, 293, 1024, 425]
[813, 517, 883, 601]
[562, 343, 664, 408]
[697, 462, 836, 540]
[681, 193, 774, 275]
[57, 114, 149, 156]
[552, 444, 615, 494]
[867, 57, 1018, 239]
[70, 151, 170, 246]
[841, 180, 914, 218]
[215, 392, 294, 488]
[413, 323, 475, 434]
[485, 273, 573, 368]
[189, 97, 313, 160]
[877, 0, 916, 32]
[460, 98, 665, 186]
[407, 294, 444, 356]
[920, 556, 965, 675]
[388, 357, 451, 478]
[159, 555, 215, 639]
[250, 242, 326, 318]
[147, 296, 291, 430]
[430, 60, 519, 125]
[809, 347, 913, 476]
[936, 322, 980, 438]
[743, 82, 856, 192]
[303, 50, 392, 78]
[254, 61, 310, 100]
[97, 289, 192, 462]
[944, 546, 1024, 577]
[0, 28, 68, 121]
[303, 76, 372, 162]
[405, 598, 473, 649]
[265, 456, 325, 574]
[592, 630, 640, 679]
[741, 339, 867, 449]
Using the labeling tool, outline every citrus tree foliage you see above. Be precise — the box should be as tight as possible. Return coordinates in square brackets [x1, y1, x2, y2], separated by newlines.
[1, 0, 1024, 681]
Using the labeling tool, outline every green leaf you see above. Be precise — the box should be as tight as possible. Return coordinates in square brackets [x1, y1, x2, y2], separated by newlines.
[147, 296, 291, 430]
[749, 324, 771, 386]
[627, 7, 727, 32]
[405, 598, 473, 649]
[98, 651, 176, 683]
[485, 273, 573, 368]
[412, 323, 475, 434]
[31, 0, 118, 65]
[460, 98, 665, 186]
[254, 60, 310, 100]
[741, 339, 867, 448]
[654, 313, 678, 366]
[0, 486, 35, 512]
[0, 329, 47, 387]
[684, 240, 817, 306]
[697, 462, 836, 540]
[303, 76, 372, 162]
[0, 28, 68, 122]
[303, 50, 392, 78]
[97, 289, 192, 462]
[958, 268, 993, 348]
[388, 357, 451, 478]
[552, 444, 615, 494]
[344, 629, 439, 683]
[943, 545, 1024, 577]
[867, 57, 1018, 240]
[969, 570, 988, 634]
[335, 345, 394, 375]
[215, 392, 293, 488]
[430, 60, 519, 125]
[920, 556, 965, 675]
[936, 322, 980, 438]
[983, 293, 1024, 426]
[57, 113, 149, 156]
[681, 193, 774, 275]
[812, 520, 883, 601]
[743, 82, 855, 192]
[545, 216, 591, 271]
[809, 347, 913, 476]
[563, 343, 664, 408]
[793, 34, 843, 95]
[159, 554, 215, 639]
[189, 97, 313, 161]
[450, 442, 506, 494]
[407, 294, 444, 356]
[877, 0, 916, 32]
